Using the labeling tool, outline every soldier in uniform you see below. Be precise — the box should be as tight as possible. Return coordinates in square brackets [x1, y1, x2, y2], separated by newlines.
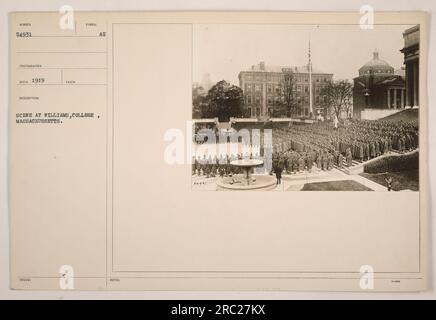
[307, 153, 313, 172]
[398, 137, 403, 153]
[272, 153, 279, 176]
[358, 143, 364, 162]
[328, 152, 334, 170]
[225, 154, 231, 176]
[370, 141, 375, 159]
[206, 155, 212, 178]
[346, 148, 352, 167]
[375, 140, 380, 157]
[283, 152, 290, 174]
[210, 155, 217, 177]
[195, 155, 201, 175]
[364, 142, 369, 161]
[316, 151, 322, 170]
[385, 176, 393, 191]
[322, 152, 328, 171]
[338, 152, 344, 169]
[298, 155, 304, 172]
[275, 156, 283, 185]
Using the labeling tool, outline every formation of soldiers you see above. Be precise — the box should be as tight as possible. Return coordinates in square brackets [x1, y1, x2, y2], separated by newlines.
[192, 119, 419, 177]
[271, 119, 418, 173]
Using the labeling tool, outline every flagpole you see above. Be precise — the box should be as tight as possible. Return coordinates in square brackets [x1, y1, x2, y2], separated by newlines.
[308, 36, 313, 118]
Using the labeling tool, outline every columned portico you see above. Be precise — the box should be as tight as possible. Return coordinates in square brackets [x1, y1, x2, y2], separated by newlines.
[402, 89, 405, 108]
[387, 88, 391, 108]
[387, 88, 405, 109]
[401, 25, 419, 108]
[413, 60, 419, 107]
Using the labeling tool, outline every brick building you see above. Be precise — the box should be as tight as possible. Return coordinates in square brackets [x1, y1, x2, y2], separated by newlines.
[238, 61, 333, 118]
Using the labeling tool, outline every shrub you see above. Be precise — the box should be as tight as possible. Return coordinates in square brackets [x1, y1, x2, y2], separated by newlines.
[364, 152, 419, 174]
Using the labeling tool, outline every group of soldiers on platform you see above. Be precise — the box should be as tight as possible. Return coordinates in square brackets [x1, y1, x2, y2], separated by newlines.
[192, 153, 262, 178]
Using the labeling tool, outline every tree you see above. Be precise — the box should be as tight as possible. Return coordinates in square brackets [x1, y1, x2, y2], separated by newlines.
[205, 80, 244, 122]
[320, 80, 353, 120]
[192, 84, 207, 119]
[280, 70, 297, 116]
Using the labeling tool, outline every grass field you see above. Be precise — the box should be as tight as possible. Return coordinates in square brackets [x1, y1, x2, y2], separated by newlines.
[360, 169, 419, 191]
[301, 180, 373, 191]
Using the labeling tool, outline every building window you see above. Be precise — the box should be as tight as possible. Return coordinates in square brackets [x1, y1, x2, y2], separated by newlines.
[246, 84, 252, 92]
[275, 96, 280, 105]
[267, 84, 272, 93]
[323, 95, 327, 103]
[304, 78, 308, 82]
[315, 96, 320, 103]
[297, 85, 301, 92]
[267, 96, 273, 105]
[275, 86, 280, 94]
[246, 95, 252, 104]
[256, 107, 260, 116]
[304, 86, 309, 93]
[255, 96, 261, 105]
[247, 107, 252, 116]
[255, 84, 261, 92]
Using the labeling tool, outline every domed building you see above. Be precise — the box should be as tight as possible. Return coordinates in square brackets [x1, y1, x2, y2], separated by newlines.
[358, 50, 395, 76]
[353, 50, 406, 120]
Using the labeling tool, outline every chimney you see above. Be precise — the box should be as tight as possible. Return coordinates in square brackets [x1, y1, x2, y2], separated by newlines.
[259, 61, 265, 70]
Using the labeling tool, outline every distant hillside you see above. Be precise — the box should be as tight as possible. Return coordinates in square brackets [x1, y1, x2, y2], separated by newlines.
[380, 108, 419, 122]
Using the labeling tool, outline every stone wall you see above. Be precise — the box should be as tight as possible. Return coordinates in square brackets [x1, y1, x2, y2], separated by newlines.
[360, 108, 402, 120]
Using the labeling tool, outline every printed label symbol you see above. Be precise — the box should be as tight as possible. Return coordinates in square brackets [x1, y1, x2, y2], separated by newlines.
[359, 5, 374, 30]
[59, 5, 75, 30]
[59, 264, 74, 290]
[359, 265, 374, 290]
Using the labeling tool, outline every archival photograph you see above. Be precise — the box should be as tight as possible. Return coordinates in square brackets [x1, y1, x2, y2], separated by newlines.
[191, 24, 420, 191]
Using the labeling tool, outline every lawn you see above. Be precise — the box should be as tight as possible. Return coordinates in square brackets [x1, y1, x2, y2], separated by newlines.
[301, 180, 373, 191]
[360, 169, 419, 191]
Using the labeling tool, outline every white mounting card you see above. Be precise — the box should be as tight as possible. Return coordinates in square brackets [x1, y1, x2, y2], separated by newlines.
[9, 11, 428, 291]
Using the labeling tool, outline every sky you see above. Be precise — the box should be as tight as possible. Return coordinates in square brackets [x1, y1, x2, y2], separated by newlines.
[193, 23, 414, 86]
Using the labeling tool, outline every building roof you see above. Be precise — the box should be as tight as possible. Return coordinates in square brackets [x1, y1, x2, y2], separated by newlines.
[375, 75, 404, 85]
[401, 24, 419, 52]
[242, 61, 331, 75]
[403, 25, 419, 36]
[358, 50, 394, 76]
